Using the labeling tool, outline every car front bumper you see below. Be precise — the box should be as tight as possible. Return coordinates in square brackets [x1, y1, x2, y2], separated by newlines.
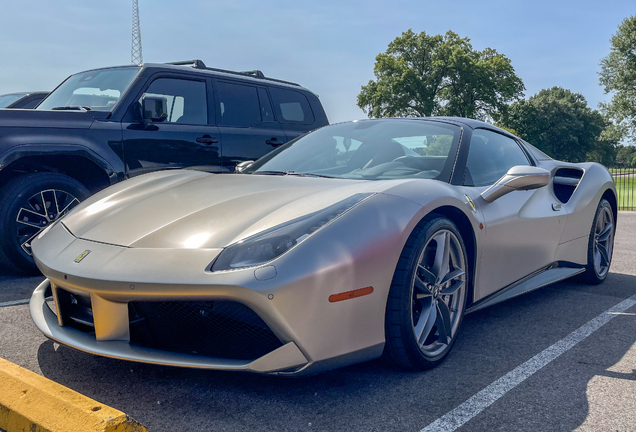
[28, 193, 416, 375]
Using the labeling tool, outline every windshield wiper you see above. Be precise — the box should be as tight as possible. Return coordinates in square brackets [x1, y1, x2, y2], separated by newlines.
[50, 106, 92, 111]
[253, 170, 334, 178]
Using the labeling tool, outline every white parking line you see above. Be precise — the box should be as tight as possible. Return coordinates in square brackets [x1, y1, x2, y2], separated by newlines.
[420, 293, 636, 432]
[0, 298, 30, 307]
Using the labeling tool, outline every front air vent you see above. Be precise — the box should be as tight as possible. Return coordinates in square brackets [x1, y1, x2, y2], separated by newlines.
[128, 301, 283, 360]
[553, 168, 583, 204]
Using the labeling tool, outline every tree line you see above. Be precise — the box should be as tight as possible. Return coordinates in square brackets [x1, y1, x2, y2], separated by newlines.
[357, 15, 636, 167]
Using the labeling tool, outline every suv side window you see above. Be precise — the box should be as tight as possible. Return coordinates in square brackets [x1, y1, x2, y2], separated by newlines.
[269, 87, 315, 125]
[217, 81, 261, 127]
[140, 78, 207, 125]
[464, 129, 530, 187]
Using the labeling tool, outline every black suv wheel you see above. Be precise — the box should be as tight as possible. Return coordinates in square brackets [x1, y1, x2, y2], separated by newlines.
[0, 173, 89, 274]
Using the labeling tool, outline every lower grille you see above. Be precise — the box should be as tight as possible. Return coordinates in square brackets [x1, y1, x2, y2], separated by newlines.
[129, 301, 283, 361]
[54, 287, 94, 333]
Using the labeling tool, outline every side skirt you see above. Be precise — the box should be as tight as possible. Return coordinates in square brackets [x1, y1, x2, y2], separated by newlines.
[466, 264, 585, 314]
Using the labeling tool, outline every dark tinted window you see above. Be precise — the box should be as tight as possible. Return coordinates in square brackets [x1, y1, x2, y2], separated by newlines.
[258, 88, 274, 122]
[269, 88, 314, 124]
[141, 78, 207, 125]
[21, 97, 45, 109]
[217, 81, 261, 127]
[464, 129, 530, 187]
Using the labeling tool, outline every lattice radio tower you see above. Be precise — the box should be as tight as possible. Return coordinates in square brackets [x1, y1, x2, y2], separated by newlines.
[131, 0, 143, 65]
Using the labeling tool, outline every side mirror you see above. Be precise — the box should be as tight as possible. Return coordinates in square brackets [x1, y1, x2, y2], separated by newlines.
[235, 160, 255, 173]
[142, 96, 168, 122]
[481, 165, 551, 203]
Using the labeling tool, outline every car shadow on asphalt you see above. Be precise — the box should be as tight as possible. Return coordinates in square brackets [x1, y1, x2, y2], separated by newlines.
[34, 272, 636, 432]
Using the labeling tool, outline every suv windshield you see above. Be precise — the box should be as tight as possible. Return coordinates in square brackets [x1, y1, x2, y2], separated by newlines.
[0, 93, 26, 108]
[247, 120, 461, 181]
[38, 67, 139, 112]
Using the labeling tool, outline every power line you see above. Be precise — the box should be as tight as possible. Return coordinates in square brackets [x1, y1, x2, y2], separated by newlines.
[131, 0, 143, 65]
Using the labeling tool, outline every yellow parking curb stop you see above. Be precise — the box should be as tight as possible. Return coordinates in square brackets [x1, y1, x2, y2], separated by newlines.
[0, 357, 148, 432]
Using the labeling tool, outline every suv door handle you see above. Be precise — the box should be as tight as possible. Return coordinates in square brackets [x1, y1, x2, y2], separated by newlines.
[196, 135, 219, 145]
[265, 138, 284, 147]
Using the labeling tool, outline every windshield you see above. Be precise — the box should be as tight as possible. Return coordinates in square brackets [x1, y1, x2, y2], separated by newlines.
[247, 120, 461, 181]
[37, 67, 139, 112]
[0, 93, 26, 108]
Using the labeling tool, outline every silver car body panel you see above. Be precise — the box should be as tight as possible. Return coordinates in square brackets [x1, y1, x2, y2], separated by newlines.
[30, 121, 617, 375]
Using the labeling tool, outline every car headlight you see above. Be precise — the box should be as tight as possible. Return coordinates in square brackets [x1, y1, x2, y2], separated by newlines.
[211, 193, 374, 271]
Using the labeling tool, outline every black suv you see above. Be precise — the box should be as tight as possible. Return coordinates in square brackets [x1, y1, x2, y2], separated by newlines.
[0, 60, 328, 272]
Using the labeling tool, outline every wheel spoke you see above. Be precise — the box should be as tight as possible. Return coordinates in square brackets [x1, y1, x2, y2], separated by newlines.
[440, 280, 465, 296]
[439, 268, 465, 286]
[436, 300, 452, 345]
[418, 265, 437, 285]
[432, 232, 450, 284]
[597, 223, 613, 242]
[414, 298, 437, 346]
[597, 243, 610, 267]
[59, 197, 80, 214]
[16, 208, 48, 229]
[414, 276, 433, 297]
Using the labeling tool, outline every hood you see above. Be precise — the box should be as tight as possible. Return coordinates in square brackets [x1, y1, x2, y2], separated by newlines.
[0, 109, 108, 129]
[62, 171, 382, 249]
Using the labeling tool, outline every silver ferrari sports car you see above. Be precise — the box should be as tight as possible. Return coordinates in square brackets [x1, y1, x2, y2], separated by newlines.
[30, 117, 616, 375]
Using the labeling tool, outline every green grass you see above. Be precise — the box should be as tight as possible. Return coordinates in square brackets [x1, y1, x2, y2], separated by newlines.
[612, 173, 636, 210]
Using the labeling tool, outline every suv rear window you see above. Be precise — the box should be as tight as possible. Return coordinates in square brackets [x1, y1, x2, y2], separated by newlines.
[269, 88, 314, 125]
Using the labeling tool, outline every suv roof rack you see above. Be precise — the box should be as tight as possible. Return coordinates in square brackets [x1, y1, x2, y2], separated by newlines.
[166, 60, 301, 87]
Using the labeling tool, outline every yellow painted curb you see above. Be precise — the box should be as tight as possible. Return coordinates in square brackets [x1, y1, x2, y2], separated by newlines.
[0, 357, 148, 432]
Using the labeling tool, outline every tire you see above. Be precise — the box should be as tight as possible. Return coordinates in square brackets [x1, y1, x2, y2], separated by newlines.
[384, 215, 469, 370]
[0, 173, 89, 274]
[580, 198, 615, 285]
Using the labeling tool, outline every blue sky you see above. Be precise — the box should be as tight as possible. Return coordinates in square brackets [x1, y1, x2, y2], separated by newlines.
[0, 0, 633, 123]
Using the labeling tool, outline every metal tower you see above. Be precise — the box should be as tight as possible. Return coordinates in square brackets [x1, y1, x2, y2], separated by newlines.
[131, 0, 143, 65]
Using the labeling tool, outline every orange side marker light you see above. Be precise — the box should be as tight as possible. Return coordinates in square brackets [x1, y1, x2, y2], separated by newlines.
[329, 286, 374, 303]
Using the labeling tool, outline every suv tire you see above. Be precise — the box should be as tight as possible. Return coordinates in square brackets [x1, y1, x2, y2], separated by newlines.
[0, 173, 89, 274]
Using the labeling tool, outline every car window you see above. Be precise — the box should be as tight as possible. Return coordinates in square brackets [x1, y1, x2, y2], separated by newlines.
[248, 120, 460, 181]
[217, 81, 261, 127]
[140, 78, 207, 125]
[0, 94, 25, 108]
[258, 88, 274, 122]
[464, 129, 530, 187]
[38, 67, 139, 112]
[21, 97, 44, 109]
[269, 88, 315, 124]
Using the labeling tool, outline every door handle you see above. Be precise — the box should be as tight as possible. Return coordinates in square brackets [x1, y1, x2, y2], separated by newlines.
[265, 138, 284, 147]
[552, 203, 562, 211]
[196, 135, 219, 145]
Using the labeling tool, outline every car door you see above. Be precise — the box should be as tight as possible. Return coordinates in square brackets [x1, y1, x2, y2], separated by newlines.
[463, 129, 567, 301]
[214, 80, 287, 168]
[122, 76, 223, 177]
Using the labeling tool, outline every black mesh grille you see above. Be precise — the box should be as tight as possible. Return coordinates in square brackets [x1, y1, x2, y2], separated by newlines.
[129, 301, 283, 361]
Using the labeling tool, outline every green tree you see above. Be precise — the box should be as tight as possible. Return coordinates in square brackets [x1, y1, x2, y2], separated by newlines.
[500, 87, 616, 164]
[615, 145, 636, 167]
[357, 29, 525, 120]
[599, 15, 636, 144]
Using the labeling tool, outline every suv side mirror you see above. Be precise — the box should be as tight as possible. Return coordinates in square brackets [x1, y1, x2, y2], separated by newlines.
[481, 165, 551, 203]
[142, 96, 168, 122]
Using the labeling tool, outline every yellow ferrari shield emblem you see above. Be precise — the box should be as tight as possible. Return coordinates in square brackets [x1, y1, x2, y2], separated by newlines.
[74, 250, 91, 263]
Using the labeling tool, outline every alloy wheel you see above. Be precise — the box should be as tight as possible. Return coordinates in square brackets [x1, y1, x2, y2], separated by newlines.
[411, 229, 467, 358]
[593, 206, 614, 278]
[15, 189, 80, 256]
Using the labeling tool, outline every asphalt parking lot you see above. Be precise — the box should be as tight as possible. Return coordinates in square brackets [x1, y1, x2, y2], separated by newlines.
[1, 213, 635, 432]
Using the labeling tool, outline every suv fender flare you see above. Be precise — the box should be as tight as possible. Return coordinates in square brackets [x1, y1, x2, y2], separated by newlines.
[0, 144, 123, 185]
